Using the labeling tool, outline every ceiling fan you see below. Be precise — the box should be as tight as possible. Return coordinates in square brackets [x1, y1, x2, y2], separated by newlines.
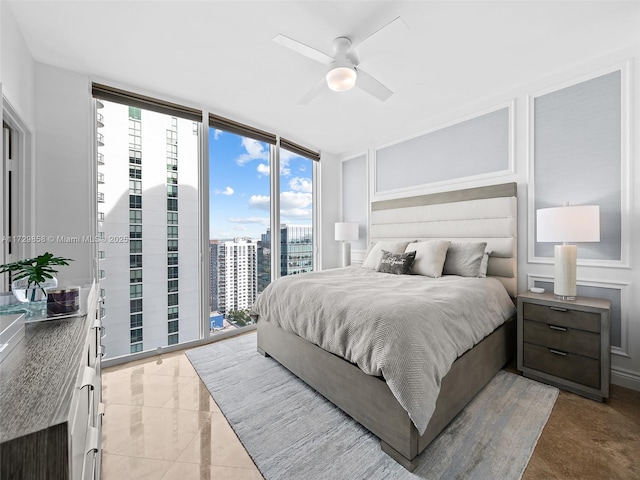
[273, 16, 407, 104]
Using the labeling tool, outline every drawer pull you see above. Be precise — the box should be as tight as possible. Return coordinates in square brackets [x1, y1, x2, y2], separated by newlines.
[549, 325, 568, 332]
[85, 425, 99, 454]
[93, 320, 106, 338]
[548, 348, 567, 356]
[81, 366, 96, 390]
[549, 306, 568, 312]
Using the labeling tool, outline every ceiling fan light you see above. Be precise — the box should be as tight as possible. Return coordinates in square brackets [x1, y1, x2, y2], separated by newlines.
[326, 66, 357, 92]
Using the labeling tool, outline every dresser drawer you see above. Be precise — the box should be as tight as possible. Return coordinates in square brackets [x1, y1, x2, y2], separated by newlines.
[523, 319, 600, 359]
[523, 343, 600, 389]
[523, 303, 600, 333]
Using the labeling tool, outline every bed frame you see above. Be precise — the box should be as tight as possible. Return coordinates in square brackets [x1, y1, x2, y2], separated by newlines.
[257, 182, 518, 471]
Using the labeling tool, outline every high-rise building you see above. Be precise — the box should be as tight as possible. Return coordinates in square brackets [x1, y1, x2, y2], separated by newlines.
[258, 224, 313, 291]
[97, 100, 200, 358]
[209, 238, 258, 316]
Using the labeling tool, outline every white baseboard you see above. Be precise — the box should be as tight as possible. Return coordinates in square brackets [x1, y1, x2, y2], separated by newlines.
[611, 366, 640, 392]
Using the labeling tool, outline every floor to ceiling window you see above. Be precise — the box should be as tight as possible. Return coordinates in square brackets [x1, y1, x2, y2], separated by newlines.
[93, 85, 319, 358]
[278, 144, 315, 277]
[207, 120, 319, 336]
[208, 127, 272, 333]
[94, 85, 201, 359]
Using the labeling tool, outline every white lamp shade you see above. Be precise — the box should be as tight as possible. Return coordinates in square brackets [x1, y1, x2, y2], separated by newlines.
[335, 222, 359, 241]
[326, 66, 357, 92]
[537, 205, 600, 243]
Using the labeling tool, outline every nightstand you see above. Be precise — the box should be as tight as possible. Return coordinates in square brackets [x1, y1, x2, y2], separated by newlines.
[517, 291, 611, 401]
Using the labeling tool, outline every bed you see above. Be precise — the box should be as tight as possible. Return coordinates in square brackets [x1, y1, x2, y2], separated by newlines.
[252, 182, 518, 471]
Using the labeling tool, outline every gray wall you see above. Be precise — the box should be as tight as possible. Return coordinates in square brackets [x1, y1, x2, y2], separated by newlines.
[375, 107, 510, 193]
[533, 71, 622, 261]
[341, 154, 368, 251]
[34, 64, 95, 284]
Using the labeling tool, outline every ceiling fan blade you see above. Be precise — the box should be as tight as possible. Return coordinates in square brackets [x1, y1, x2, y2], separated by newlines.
[273, 34, 334, 65]
[298, 77, 327, 105]
[350, 16, 408, 52]
[356, 68, 393, 102]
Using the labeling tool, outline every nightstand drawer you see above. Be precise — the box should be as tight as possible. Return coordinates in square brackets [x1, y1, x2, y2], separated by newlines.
[523, 303, 600, 333]
[523, 343, 600, 389]
[523, 319, 600, 359]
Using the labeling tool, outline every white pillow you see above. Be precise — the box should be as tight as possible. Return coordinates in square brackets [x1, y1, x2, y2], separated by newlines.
[404, 240, 450, 277]
[442, 242, 488, 277]
[362, 241, 410, 270]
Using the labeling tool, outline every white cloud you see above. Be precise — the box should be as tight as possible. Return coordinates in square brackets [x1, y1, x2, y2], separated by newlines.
[214, 186, 234, 196]
[280, 149, 302, 162]
[257, 163, 270, 176]
[236, 137, 269, 165]
[248, 194, 270, 211]
[289, 177, 312, 193]
[280, 159, 291, 176]
[228, 216, 270, 225]
[213, 129, 223, 140]
[281, 191, 312, 209]
[281, 208, 312, 219]
[248, 191, 312, 216]
[280, 191, 312, 219]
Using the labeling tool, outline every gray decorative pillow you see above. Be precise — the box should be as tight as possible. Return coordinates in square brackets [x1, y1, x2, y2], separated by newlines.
[442, 242, 488, 277]
[377, 250, 416, 275]
[362, 241, 410, 270]
[405, 240, 450, 277]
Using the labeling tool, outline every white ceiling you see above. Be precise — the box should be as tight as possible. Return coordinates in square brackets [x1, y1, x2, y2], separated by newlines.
[7, 1, 640, 156]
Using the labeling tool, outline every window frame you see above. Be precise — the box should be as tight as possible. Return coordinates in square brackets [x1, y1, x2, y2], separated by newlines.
[93, 84, 320, 364]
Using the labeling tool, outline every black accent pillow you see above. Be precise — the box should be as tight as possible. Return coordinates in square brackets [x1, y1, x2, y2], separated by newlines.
[376, 250, 416, 275]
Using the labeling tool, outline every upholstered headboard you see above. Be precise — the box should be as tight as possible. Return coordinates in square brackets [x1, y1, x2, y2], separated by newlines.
[370, 183, 518, 297]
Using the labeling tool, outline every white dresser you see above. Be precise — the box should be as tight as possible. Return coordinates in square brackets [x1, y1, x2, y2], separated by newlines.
[0, 283, 103, 479]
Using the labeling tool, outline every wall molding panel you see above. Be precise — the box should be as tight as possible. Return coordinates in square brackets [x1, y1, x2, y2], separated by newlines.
[527, 62, 631, 268]
[373, 101, 514, 198]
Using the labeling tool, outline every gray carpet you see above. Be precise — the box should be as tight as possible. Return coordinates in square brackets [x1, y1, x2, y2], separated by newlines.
[186, 332, 558, 480]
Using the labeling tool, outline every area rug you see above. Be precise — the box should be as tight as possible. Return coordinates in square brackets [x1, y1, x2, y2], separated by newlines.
[186, 332, 558, 480]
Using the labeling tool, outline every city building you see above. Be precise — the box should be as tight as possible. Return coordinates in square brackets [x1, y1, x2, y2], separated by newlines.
[258, 224, 313, 291]
[97, 101, 200, 358]
[209, 238, 258, 316]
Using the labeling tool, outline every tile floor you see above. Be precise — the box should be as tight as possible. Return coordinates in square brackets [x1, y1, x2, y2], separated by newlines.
[102, 340, 640, 480]
[101, 349, 263, 480]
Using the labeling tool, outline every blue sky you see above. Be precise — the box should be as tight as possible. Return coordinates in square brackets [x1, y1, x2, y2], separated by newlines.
[209, 128, 313, 240]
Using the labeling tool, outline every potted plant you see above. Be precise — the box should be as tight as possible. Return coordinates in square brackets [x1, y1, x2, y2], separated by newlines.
[0, 252, 73, 302]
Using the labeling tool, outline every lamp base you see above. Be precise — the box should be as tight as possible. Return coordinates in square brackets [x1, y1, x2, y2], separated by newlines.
[554, 294, 576, 301]
[342, 241, 351, 268]
[554, 244, 577, 300]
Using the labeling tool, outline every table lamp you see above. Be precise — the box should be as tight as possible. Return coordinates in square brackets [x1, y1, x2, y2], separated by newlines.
[335, 222, 359, 267]
[536, 204, 600, 300]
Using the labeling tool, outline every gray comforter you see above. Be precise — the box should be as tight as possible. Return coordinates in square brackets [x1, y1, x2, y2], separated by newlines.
[250, 266, 516, 435]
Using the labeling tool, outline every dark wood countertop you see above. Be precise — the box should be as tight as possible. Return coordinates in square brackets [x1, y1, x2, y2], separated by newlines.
[0, 313, 90, 443]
